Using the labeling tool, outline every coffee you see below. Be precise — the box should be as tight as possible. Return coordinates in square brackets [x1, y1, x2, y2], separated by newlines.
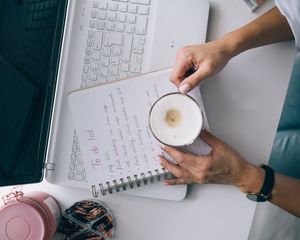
[149, 93, 203, 147]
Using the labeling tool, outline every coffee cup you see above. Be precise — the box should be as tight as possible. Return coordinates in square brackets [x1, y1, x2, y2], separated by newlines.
[149, 93, 203, 147]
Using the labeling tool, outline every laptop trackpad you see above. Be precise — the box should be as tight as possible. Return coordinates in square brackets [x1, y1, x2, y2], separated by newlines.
[149, 0, 209, 70]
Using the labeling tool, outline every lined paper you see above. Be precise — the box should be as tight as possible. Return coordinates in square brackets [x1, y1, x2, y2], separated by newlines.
[68, 69, 210, 187]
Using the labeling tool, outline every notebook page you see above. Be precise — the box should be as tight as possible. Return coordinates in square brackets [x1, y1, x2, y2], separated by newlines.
[68, 69, 210, 187]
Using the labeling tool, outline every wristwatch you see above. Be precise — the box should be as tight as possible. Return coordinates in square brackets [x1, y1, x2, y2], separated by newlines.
[246, 164, 275, 202]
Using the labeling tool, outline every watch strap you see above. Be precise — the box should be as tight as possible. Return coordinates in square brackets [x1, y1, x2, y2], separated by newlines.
[258, 164, 275, 200]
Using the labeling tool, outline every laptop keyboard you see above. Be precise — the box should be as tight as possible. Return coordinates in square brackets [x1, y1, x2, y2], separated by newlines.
[68, 0, 151, 182]
[68, 131, 86, 182]
[81, 0, 150, 88]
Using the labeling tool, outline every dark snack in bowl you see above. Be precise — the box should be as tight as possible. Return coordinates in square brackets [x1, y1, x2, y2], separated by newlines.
[66, 200, 108, 223]
[58, 216, 84, 237]
[92, 215, 114, 238]
[71, 230, 105, 240]
[58, 200, 115, 239]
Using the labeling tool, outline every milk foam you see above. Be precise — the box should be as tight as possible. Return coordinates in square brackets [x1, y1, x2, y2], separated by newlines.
[149, 93, 203, 146]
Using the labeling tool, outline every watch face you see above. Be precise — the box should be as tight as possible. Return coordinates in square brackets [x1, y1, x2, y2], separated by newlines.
[246, 193, 267, 202]
[246, 193, 259, 202]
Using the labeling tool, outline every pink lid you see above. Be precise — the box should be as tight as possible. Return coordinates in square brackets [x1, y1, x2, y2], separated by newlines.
[0, 201, 47, 240]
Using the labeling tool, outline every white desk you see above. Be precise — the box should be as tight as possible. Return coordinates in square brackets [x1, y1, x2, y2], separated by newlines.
[0, 1, 296, 239]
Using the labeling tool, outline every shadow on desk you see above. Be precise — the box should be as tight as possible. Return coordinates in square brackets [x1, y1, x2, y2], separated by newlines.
[249, 51, 300, 240]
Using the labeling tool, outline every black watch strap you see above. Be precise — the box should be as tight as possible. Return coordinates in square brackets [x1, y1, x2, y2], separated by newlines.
[259, 164, 275, 200]
[246, 164, 275, 202]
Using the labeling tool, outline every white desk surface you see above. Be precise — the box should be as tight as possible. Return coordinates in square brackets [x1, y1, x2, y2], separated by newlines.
[0, 1, 297, 240]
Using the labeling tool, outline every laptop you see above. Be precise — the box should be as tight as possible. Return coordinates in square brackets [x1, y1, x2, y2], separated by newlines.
[0, 0, 209, 200]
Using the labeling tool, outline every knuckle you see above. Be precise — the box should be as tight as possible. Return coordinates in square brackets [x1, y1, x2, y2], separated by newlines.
[177, 154, 186, 163]
[204, 60, 215, 74]
[177, 46, 189, 58]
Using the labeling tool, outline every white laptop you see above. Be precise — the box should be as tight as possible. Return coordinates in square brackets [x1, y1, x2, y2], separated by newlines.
[0, 0, 209, 201]
[46, 0, 210, 201]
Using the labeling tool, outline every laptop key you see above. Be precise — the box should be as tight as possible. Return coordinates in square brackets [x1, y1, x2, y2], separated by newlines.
[130, 64, 141, 73]
[120, 63, 129, 72]
[122, 35, 133, 61]
[83, 65, 89, 73]
[108, 2, 118, 11]
[101, 57, 110, 67]
[110, 66, 119, 75]
[74, 174, 85, 182]
[119, 72, 128, 79]
[90, 61, 100, 71]
[112, 46, 121, 55]
[98, 0, 108, 10]
[97, 10, 106, 20]
[118, 3, 128, 12]
[139, 0, 151, 5]
[93, 31, 103, 49]
[128, 4, 137, 13]
[103, 32, 123, 46]
[88, 30, 95, 38]
[116, 12, 126, 22]
[92, 50, 101, 60]
[82, 74, 88, 82]
[89, 71, 98, 81]
[106, 21, 115, 31]
[96, 20, 105, 30]
[138, 5, 149, 15]
[102, 47, 111, 57]
[68, 172, 75, 180]
[92, 1, 98, 8]
[135, 15, 147, 34]
[100, 67, 109, 77]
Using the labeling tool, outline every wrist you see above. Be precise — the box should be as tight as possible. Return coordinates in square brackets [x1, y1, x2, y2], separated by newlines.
[237, 164, 265, 194]
[218, 32, 244, 59]
[221, 22, 260, 58]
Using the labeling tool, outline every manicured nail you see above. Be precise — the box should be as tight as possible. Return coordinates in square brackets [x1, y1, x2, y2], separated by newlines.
[179, 83, 190, 94]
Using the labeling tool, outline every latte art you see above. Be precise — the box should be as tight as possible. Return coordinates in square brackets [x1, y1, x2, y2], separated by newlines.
[164, 108, 182, 128]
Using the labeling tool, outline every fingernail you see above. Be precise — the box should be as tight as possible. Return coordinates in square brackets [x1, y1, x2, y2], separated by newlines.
[179, 83, 190, 94]
[156, 156, 162, 164]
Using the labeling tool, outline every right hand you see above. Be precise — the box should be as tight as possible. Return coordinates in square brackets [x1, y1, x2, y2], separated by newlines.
[170, 39, 234, 93]
[158, 130, 264, 194]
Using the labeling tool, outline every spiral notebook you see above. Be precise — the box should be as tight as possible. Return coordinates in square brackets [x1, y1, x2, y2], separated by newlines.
[68, 68, 211, 197]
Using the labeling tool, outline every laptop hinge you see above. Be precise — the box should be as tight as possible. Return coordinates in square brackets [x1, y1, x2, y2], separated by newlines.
[44, 162, 55, 171]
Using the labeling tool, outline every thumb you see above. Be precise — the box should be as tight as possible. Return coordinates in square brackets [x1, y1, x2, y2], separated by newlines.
[179, 66, 211, 94]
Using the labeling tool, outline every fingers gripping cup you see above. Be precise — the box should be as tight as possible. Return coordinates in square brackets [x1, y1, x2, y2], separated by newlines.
[149, 93, 203, 147]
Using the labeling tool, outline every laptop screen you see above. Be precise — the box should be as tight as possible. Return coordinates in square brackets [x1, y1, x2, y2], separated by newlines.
[0, 0, 67, 186]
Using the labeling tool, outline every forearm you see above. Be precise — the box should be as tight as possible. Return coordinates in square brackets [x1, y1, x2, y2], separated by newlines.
[219, 6, 294, 58]
[270, 173, 300, 217]
[239, 164, 300, 218]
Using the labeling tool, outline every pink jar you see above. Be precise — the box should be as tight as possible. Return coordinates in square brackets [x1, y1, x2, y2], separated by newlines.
[0, 190, 61, 240]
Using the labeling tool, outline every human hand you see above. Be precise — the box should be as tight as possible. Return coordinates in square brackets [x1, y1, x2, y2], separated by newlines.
[158, 130, 264, 193]
[170, 39, 234, 94]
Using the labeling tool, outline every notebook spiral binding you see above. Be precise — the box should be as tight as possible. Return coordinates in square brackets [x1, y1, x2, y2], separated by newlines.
[91, 168, 173, 197]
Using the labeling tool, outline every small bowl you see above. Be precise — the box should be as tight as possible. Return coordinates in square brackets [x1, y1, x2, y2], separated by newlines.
[58, 199, 115, 239]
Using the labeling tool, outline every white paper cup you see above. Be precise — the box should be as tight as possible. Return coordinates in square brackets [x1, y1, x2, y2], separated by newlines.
[149, 93, 203, 147]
